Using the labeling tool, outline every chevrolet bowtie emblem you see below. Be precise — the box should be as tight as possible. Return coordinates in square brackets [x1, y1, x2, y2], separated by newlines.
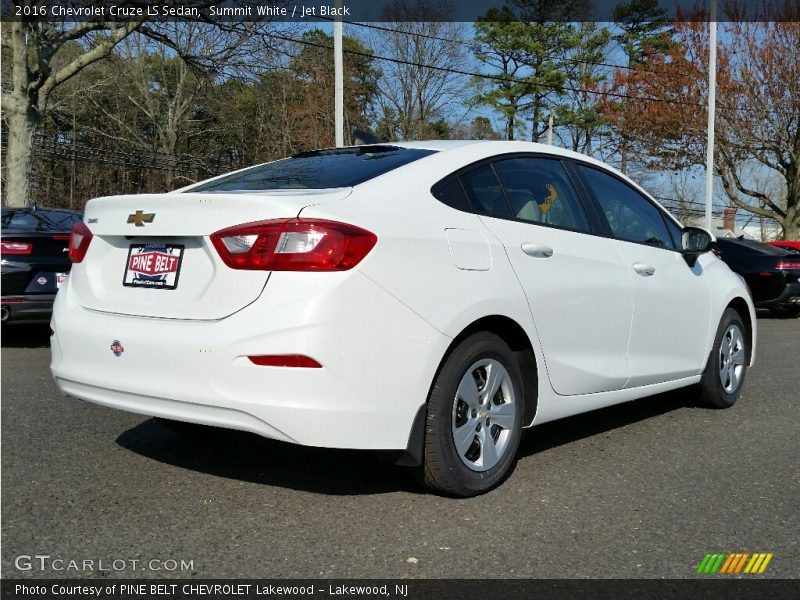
[127, 210, 155, 227]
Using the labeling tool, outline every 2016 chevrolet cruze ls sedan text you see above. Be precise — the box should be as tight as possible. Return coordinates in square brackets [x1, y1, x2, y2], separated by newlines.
[51, 141, 756, 496]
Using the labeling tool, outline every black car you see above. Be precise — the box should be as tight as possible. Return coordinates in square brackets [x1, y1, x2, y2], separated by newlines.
[1, 206, 83, 324]
[715, 236, 800, 317]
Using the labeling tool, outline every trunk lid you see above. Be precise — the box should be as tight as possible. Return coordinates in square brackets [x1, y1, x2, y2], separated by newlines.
[72, 189, 351, 320]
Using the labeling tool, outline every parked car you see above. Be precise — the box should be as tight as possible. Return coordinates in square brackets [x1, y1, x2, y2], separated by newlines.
[51, 141, 756, 496]
[715, 236, 800, 317]
[1, 206, 83, 324]
[767, 240, 800, 255]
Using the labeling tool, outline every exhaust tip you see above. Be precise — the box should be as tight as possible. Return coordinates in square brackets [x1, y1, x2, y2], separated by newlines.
[1, 306, 9, 322]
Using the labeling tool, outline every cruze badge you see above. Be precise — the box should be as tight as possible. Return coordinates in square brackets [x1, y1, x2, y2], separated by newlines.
[127, 210, 155, 227]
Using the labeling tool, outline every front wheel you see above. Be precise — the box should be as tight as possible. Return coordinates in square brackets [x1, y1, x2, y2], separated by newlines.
[696, 308, 749, 409]
[420, 332, 525, 497]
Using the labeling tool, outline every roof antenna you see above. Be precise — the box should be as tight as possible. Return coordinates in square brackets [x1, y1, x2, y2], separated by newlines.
[352, 129, 382, 145]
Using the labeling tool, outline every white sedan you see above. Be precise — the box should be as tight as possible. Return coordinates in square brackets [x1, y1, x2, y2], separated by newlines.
[51, 141, 755, 496]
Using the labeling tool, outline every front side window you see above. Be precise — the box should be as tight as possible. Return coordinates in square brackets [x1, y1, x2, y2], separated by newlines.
[189, 146, 436, 192]
[576, 165, 673, 249]
[492, 157, 590, 232]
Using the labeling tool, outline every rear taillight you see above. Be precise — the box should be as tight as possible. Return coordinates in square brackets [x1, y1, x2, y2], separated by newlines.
[776, 260, 800, 270]
[210, 219, 377, 271]
[0, 241, 33, 255]
[68, 221, 93, 263]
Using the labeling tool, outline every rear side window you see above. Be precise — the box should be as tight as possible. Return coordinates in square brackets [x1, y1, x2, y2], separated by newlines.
[432, 179, 471, 212]
[492, 157, 590, 232]
[190, 146, 436, 192]
[577, 165, 673, 249]
[459, 165, 512, 219]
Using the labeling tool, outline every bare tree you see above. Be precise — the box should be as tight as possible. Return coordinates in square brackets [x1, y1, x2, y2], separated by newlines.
[2, 15, 143, 205]
[372, 0, 469, 140]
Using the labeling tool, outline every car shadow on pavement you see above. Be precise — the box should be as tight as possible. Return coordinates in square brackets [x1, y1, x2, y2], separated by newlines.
[116, 419, 426, 496]
[517, 388, 691, 459]
[116, 388, 695, 497]
[0, 324, 51, 348]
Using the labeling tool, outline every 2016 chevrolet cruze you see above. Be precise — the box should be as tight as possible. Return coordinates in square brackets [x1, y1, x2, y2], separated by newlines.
[51, 141, 755, 497]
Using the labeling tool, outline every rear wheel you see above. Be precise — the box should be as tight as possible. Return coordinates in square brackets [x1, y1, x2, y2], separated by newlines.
[696, 308, 749, 409]
[420, 332, 524, 497]
[769, 304, 800, 318]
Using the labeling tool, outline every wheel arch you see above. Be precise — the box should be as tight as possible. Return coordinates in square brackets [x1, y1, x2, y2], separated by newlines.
[727, 296, 754, 365]
[445, 314, 539, 428]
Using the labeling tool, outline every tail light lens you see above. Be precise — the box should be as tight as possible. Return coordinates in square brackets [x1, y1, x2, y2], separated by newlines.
[776, 260, 800, 270]
[1, 241, 33, 255]
[210, 218, 377, 271]
[69, 221, 93, 263]
[248, 355, 322, 368]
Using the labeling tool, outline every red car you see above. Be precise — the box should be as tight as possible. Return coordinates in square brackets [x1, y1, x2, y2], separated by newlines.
[768, 241, 800, 254]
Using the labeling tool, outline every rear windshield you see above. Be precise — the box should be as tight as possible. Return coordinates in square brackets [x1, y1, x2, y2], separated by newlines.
[189, 146, 436, 192]
[1, 209, 82, 232]
[716, 237, 788, 256]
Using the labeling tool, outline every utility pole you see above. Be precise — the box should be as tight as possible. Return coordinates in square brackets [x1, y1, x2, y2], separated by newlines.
[333, 0, 344, 147]
[546, 114, 554, 145]
[704, 0, 718, 232]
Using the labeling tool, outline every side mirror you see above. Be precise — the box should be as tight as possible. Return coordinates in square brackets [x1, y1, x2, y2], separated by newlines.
[681, 226, 715, 266]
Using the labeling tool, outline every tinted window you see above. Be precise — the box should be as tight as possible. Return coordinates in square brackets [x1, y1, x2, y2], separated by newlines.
[492, 157, 589, 232]
[661, 213, 683, 250]
[190, 146, 436, 192]
[432, 179, 471, 212]
[577, 166, 672, 249]
[459, 165, 512, 219]
[1, 209, 82, 232]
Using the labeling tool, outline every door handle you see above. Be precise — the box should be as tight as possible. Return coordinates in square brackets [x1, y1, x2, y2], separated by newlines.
[521, 243, 554, 258]
[633, 262, 656, 276]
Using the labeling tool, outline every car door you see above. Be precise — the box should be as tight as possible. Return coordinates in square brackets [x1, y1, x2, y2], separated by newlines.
[458, 156, 633, 396]
[573, 163, 712, 387]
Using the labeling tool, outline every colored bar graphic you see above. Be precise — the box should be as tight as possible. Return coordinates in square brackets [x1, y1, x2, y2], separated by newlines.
[719, 554, 736, 573]
[697, 554, 713, 574]
[758, 554, 773, 574]
[733, 553, 749, 573]
[744, 554, 762, 574]
[699, 552, 773, 575]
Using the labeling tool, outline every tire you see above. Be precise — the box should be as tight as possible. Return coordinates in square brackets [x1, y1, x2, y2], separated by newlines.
[420, 332, 525, 497]
[769, 305, 800, 318]
[696, 308, 749, 409]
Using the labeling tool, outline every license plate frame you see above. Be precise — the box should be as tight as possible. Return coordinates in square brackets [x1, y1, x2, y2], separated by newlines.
[123, 243, 185, 290]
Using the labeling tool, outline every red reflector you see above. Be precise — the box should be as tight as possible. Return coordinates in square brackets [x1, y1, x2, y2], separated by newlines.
[1, 241, 33, 255]
[2, 298, 24, 304]
[210, 218, 377, 271]
[776, 260, 800, 270]
[248, 355, 322, 368]
[69, 221, 93, 262]
[52, 235, 71, 241]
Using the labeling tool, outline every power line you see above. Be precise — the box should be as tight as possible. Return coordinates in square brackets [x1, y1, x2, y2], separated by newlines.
[270, 30, 706, 109]
[312, 19, 784, 119]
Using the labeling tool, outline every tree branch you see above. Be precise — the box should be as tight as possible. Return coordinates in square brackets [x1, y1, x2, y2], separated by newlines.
[38, 20, 144, 109]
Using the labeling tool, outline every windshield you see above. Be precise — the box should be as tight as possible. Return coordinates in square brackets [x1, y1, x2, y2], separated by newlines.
[189, 146, 436, 193]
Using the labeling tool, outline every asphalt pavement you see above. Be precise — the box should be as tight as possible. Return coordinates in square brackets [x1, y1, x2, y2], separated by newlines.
[1, 317, 798, 579]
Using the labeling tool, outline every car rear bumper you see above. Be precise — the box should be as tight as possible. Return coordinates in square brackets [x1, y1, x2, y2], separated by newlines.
[754, 281, 800, 309]
[1, 294, 56, 323]
[50, 270, 449, 451]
